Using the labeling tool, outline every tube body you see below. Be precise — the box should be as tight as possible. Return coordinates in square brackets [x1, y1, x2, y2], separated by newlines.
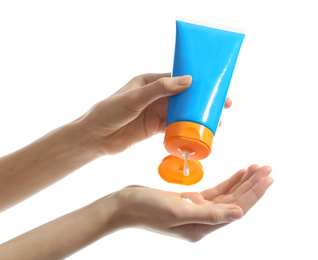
[159, 19, 245, 185]
[167, 19, 245, 136]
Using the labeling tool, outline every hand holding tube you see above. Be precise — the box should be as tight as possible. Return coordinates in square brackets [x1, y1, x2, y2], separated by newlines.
[81, 73, 231, 156]
[81, 73, 191, 155]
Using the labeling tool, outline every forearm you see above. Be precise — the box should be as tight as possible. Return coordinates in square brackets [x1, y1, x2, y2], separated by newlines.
[0, 193, 120, 260]
[0, 116, 102, 212]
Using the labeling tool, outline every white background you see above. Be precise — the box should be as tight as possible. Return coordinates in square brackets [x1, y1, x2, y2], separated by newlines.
[0, 0, 317, 259]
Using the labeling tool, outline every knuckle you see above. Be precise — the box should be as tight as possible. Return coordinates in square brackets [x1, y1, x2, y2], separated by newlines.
[157, 77, 167, 87]
[157, 77, 170, 96]
[211, 208, 223, 224]
[129, 73, 148, 86]
[133, 73, 145, 81]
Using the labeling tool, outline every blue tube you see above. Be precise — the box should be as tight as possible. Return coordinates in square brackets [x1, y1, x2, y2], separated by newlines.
[167, 18, 245, 136]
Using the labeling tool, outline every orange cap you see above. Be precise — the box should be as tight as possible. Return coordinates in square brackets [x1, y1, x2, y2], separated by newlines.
[158, 155, 203, 185]
[158, 121, 214, 185]
[163, 121, 214, 160]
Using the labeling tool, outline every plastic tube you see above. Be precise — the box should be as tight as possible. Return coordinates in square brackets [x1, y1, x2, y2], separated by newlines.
[158, 17, 245, 185]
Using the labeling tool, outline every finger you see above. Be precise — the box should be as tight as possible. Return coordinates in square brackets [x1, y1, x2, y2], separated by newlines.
[124, 75, 192, 112]
[231, 165, 272, 198]
[218, 97, 232, 127]
[146, 96, 169, 133]
[172, 204, 242, 242]
[201, 168, 246, 201]
[112, 73, 172, 96]
[234, 176, 274, 214]
[142, 72, 171, 85]
[228, 164, 260, 194]
[224, 97, 232, 109]
[215, 166, 272, 204]
[180, 203, 243, 225]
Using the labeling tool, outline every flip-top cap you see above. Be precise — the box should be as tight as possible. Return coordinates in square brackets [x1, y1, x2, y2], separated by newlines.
[158, 155, 203, 185]
[158, 121, 214, 185]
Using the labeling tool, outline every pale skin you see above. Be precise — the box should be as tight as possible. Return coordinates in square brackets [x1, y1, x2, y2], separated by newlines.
[0, 73, 273, 259]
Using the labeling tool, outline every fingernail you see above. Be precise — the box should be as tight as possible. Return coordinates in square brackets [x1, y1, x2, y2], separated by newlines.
[177, 75, 192, 85]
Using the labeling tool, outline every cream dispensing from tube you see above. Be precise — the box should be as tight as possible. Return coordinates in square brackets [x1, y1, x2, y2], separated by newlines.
[158, 17, 245, 185]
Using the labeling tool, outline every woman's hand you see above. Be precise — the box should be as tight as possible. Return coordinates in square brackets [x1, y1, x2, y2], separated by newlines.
[113, 164, 273, 242]
[0, 165, 273, 259]
[81, 73, 232, 155]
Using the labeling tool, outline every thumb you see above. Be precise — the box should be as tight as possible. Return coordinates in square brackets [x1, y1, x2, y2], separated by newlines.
[124, 75, 192, 112]
[182, 203, 243, 225]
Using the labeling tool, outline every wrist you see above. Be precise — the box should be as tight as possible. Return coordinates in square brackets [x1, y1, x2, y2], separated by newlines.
[107, 187, 150, 230]
[96, 190, 133, 234]
[69, 114, 105, 159]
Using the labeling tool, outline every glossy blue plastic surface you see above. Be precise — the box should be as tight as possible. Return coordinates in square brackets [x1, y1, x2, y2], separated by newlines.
[167, 20, 245, 135]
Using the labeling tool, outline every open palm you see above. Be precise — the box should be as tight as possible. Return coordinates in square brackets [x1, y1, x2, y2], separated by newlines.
[118, 164, 273, 242]
[176, 164, 273, 240]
